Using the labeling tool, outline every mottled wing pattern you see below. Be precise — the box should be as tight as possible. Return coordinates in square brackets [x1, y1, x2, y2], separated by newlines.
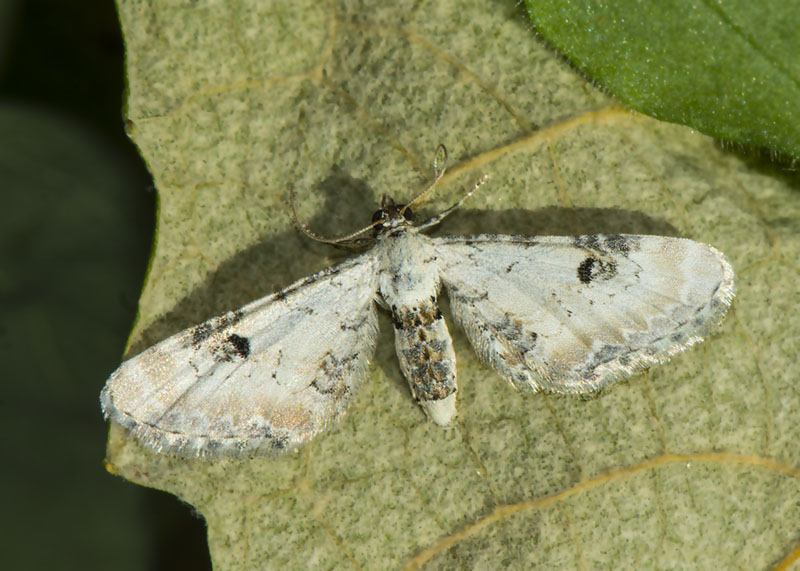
[101, 253, 380, 458]
[436, 234, 735, 393]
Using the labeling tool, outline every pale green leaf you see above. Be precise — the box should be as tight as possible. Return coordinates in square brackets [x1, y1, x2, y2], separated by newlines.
[107, 1, 800, 568]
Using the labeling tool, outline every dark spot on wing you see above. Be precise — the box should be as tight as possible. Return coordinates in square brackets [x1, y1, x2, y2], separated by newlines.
[450, 287, 488, 305]
[190, 310, 244, 347]
[226, 334, 250, 359]
[578, 257, 596, 284]
[258, 426, 288, 451]
[604, 234, 634, 254]
[574, 234, 601, 250]
[575, 234, 639, 255]
[498, 314, 523, 341]
[577, 256, 617, 284]
[596, 344, 623, 362]
[579, 344, 628, 378]
[312, 353, 357, 399]
[191, 323, 213, 346]
[477, 314, 538, 369]
[213, 333, 251, 362]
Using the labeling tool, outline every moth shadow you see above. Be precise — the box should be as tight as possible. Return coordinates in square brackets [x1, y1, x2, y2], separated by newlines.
[424, 202, 680, 240]
[129, 169, 680, 400]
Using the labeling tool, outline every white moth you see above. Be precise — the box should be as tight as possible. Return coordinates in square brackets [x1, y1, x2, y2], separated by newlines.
[101, 146, 736, 458]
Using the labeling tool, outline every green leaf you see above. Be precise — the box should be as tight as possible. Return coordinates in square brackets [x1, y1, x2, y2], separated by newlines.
[525, 0, 800, 160]
[107, 1, 800, 568]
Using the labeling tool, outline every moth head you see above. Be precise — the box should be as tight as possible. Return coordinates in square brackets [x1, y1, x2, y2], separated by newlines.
[371, 195, 414, 235]
[287, 145, 485, 247]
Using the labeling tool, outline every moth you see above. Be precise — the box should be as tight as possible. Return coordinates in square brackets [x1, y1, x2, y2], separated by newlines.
[101, 146, 736, 458]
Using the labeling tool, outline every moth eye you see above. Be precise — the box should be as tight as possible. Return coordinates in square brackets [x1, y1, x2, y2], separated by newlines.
[402, 207, 413, 221]
[371, 209, 388, 223]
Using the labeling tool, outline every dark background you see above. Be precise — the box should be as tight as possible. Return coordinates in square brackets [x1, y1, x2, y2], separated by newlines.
[0, 1, 211, 569]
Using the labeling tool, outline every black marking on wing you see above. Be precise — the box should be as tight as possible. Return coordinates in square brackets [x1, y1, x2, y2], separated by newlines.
[577, 256, 618, 284]
[311, 353, 357, 399]
[575, 343, 630, 380]
[574, 234, 640, 255]
[573, 234, 601, 250]
[252, 425, 289, 451]
[226, 334, 250, 359]
[191, 323, 214, 346]
[671, 332, 686, 343]
[604, 234, 636, 254]
[212, 333, 251, 362]
[491, 313, 538, 360]
[577, 257, 596, 284]
[190, 310, 244, 347]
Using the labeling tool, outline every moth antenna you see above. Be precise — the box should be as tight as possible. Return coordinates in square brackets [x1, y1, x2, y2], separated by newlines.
[402, 144, 448, 215]
[289, 185, 382, 245]
[416, 173, 490, 231]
